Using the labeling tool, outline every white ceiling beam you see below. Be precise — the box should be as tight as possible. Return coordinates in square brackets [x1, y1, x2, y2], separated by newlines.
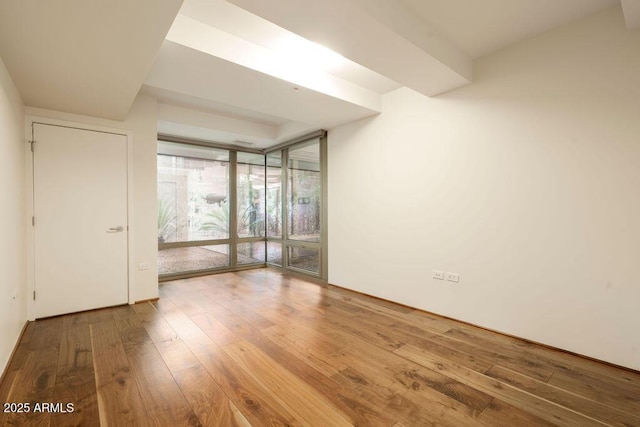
[157, 103, 278, 142]
[227, 0, 472, 96]
[621, 0, 640, 29]
[165, 15, 381, 112]
[145, 41, 380, 129]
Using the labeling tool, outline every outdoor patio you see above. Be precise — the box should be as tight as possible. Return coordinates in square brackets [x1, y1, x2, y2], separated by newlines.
[158, 244, 319, 276]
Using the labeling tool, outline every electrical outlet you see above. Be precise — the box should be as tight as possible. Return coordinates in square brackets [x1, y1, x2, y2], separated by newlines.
[432, 270, 444, 280]
[138, 263, 150, 271]
[447, 272, 460, 283]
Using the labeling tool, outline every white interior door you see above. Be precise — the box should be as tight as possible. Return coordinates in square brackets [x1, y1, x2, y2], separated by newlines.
[33, 123, 128, 318]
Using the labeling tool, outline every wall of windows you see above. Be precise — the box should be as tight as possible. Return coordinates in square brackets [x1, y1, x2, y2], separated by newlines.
[157, 133, 326, 280]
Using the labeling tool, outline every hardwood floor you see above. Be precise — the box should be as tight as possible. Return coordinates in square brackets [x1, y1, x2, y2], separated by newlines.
[1, 269, 639, 426]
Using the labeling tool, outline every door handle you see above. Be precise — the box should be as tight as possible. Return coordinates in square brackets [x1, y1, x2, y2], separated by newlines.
[107, 226, 124, 233]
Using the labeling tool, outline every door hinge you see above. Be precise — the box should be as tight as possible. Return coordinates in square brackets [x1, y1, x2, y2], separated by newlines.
[33, 291, 36, 300]
[32, 216, 35, 226]
[29, 140, 36, 152]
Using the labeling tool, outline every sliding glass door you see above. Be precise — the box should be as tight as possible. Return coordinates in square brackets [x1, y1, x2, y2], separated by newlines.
[266, 134, 327, 279]
[157, 132, 326, 281]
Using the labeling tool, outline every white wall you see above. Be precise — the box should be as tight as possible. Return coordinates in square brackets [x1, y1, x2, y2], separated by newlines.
[0, 57, 26, 373]
[26, 94, 159, 305]
[328, 6, 640, 370]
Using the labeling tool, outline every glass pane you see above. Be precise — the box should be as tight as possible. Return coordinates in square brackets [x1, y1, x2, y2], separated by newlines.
[237, 242, 266, 265]
[266, 151, 282, 167]
[238, 151, 264, 166]
[158, 244, 230, 275]
[266, 151, 282, 238]
[157, 143, 229, 243]
[266, 241, 282, 266]
[287, 141, 320, 242]
[287, 246, 320, 274]
[237, 156, 265, 238]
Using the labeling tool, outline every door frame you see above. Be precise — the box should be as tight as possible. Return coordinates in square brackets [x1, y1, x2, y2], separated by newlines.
[25, 116, 135, 321]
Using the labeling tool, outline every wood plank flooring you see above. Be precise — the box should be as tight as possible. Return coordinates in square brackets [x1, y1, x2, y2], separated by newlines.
[1, 269, 639, 426]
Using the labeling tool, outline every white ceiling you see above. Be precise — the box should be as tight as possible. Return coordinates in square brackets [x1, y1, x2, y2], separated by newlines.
[400, 0, 619, 58]
[621, 0, 640, 29]
[0, 0, 634, 148]
[0, 0, 182, 120]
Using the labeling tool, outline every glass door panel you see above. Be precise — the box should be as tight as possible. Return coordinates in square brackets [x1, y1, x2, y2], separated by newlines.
[237, 152, 265, 238]
[287, 141, 320, 242]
